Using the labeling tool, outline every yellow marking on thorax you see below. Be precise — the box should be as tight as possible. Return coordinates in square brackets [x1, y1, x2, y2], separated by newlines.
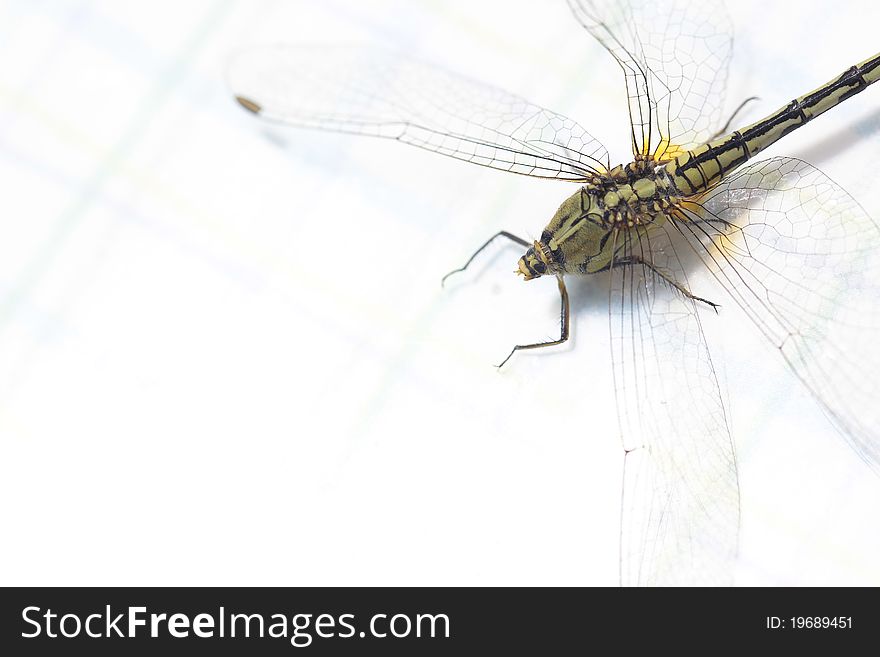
[632, 178, 656, 200]
[616, 185, 634, 202]
[603, 190, 620, 207]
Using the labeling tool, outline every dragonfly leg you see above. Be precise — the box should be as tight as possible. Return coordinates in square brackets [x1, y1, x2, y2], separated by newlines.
[497, 275, 570, 368]
[708, 96, 760, 140]
[441, 231, 530, 287]
[617, 255, 719, 311]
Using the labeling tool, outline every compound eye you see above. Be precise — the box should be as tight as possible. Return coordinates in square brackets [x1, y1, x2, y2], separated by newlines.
[532, 261, 547, 274]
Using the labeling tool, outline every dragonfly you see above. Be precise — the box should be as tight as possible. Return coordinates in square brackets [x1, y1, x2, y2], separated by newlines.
[227, 0, 880, 585]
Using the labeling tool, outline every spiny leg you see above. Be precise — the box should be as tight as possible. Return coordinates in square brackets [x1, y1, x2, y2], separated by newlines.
[616, 255, 719, 311]
[708, 96, 760, 140]
[441, 230, 530, 287]
[497, 275, 570, 368]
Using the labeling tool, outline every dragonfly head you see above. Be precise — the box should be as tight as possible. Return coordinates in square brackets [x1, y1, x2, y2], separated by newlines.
[517, 240, 554, 280]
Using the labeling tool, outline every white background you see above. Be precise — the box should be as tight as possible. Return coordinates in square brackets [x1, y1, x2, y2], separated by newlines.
[0, 0, 878, 586]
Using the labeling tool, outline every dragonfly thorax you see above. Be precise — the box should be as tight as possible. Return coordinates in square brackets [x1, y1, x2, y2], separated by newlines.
[516, 162, 680, 280]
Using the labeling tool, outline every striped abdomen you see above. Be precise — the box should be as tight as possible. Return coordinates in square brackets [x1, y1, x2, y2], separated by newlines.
[665, 52, 880, 195]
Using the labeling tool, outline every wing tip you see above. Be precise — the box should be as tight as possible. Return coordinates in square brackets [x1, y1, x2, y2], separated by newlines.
[235, 95, 263, 114]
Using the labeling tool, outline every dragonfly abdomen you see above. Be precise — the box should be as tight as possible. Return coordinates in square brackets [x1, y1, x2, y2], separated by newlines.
[666, 52, 880, 196]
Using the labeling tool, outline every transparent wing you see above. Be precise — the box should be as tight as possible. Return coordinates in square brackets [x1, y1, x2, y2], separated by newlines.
[227, 45, 610, 180]
[610, 225, 739, 586]
[680, 157, 880, 471]
[567, 0, 732, 160]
